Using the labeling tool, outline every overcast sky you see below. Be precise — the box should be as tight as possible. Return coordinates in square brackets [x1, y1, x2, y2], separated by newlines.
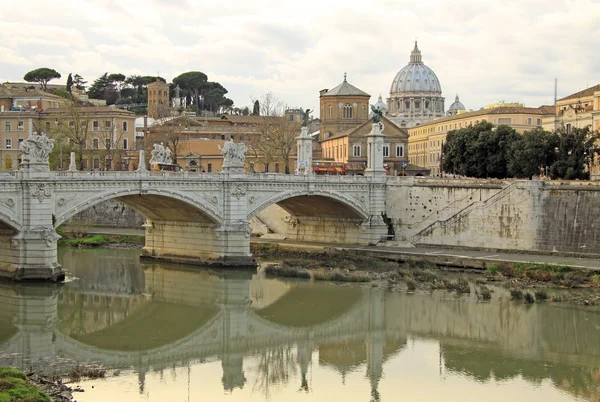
[1, 0, 598, 114]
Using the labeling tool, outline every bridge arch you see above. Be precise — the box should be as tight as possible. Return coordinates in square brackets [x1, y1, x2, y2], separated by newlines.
[247, 190, 370, 221]
[54, 188, 223, 228]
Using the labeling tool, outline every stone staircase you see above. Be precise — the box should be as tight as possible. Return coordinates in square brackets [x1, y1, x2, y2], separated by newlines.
[412, 182, 518, 244]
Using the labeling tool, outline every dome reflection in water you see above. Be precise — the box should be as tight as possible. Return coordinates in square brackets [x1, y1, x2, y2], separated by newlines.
[0, 248, 597, 402]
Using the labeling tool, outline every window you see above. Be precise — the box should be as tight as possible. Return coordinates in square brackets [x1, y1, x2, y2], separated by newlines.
[81, 160, 88, 169]
[289, 114, 294, 121]
[93, 138, 99, 149]
[93, 158, 100, 169]
[328, 105, 332, 119]
[566, 123, 571, 134]
[93, 121, 99, 131]
[17, 121, 24, 131]
[527, 118, 532, 125]
[362, 105, 367, 119]
[274, 163, 280, 173]
[343, 104, 353, 119]
[5, 139, 11, 149]
[537, 119, 541, 125]
[207, 163, 212, 172]
[4, 121, 11, 131]
[123, 139, 129, 150]
[45, 122, 51, 132]
[352, 144, 361, 157]
[104, 120, 111, 129]
[396, 144, 404, 157]
[105, 158, 112, 170]
[498, 118, 511, 125]
[18, 138, 24, 145]
[405, 100, 410, 109]
[383, 144, 390, 157]
[105, 139, 111, 149]
[122, 121, 128, 132]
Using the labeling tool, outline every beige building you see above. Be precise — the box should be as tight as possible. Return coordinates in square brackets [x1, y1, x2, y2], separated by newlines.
[319, 74, 371, 141]
[541, 84, 600, 179]
[318, 76, 409, 175]
[0, 103, 137, 171]
[0, 86, 66, 112]
[147, 81, 170, 119]
[408, 106, 555, 176]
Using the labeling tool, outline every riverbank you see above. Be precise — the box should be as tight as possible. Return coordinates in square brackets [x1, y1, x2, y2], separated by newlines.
[58, 234, 144, 249]
[0, 367, 53, 402]
[253, 243, 600, 305]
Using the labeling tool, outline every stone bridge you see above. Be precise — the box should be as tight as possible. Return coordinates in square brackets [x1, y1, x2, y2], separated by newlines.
[0, 126, 390, 281]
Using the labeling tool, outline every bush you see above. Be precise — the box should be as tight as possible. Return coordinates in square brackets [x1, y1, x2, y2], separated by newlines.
[406, 279, 417, 291]
[534, 289, 548, 301]
[311, 269, 370, 283]
[477, 286, 492, 300]
[524, 292, 535, 304]
[510, 289, 524, 300]
[263, 264, 311, 279]
[486, 265, 499, 276]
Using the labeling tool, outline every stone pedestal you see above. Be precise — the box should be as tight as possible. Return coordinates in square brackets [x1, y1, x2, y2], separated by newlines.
[365, 123, 386, 178]
[296, 126, 313, 175]
[68, 152, 77, 172]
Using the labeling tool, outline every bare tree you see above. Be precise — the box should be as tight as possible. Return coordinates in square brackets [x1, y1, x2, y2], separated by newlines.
[147, 115, 191, 165]
[247, 92, 300, 173]
[48, 104, 92, 170]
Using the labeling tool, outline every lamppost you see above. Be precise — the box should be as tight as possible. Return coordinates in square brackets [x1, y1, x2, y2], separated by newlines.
[55, 119, 63, 170]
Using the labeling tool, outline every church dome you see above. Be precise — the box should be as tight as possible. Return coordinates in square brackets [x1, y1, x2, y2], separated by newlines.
[389, 42, 442, 94]
[372, 95, 388, 113]
[448, 94, 465, 115]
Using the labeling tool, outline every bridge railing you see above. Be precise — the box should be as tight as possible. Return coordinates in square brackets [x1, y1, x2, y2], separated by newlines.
[0, 170, 382, 183]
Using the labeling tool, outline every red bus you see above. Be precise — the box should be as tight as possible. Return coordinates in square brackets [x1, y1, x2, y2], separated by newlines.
[312, 160, 346, 175]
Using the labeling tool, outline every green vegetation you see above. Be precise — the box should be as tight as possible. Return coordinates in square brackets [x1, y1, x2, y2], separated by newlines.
[443, 123, 599, 180]
[0, 367, 50, 402]
[23, 67, 61, 91]
[59, 234, 144, 248]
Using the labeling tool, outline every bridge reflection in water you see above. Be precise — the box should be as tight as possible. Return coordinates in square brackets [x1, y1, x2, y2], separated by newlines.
[0, 248, 599, 401]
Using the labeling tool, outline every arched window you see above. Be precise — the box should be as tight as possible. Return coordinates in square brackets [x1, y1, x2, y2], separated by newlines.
[328, 105, 332, 119]
[362, 105, 367, 119]
[343, 104, 353, 119]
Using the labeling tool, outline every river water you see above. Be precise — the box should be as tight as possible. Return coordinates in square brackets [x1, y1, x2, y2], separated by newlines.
[1, 248, 599, 401]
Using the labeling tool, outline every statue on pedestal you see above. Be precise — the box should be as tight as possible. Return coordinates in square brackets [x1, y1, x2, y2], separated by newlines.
[149, 143, 172, 164]
[302, 109, 311, 127]
[219, 139, 247, 169]
[19, 133, 54, 164]
[371, 105, 384, 124]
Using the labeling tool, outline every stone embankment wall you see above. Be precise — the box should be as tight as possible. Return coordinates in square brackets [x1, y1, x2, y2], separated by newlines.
[386, 177, 600, 255]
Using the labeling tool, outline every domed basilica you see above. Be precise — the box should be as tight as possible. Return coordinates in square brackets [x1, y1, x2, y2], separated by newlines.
[386, 42, 445, 128]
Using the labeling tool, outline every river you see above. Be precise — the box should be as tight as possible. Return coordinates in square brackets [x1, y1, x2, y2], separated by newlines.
[0, 248, 599, 401]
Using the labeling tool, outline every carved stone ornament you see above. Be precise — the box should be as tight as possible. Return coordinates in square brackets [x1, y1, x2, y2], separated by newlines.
[30, 183, 51, 203]
[231, 186, 246, 200]
[149, 143, 172, 164]
[219, 139, 248, 168]
[19, 133, 54, 164]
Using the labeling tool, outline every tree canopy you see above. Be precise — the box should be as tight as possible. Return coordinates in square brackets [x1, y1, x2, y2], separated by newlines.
[443, 123, 599, 180]
[23, 68, 61, 90]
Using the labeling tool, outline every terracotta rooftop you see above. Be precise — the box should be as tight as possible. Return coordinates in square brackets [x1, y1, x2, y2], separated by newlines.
[0, 86, 64, 99]
[558, 84, 600, 102]
[42, 106, 137, 116]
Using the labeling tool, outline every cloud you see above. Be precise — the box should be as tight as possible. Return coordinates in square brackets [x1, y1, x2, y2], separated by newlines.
[1, 0, 599, 112]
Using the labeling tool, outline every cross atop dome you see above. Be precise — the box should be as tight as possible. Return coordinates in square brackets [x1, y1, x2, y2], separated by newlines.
[410, 41, 422, 64]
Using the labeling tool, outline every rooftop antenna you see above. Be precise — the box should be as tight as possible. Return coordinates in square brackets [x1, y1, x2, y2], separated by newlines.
[554, 78, 557, 105]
